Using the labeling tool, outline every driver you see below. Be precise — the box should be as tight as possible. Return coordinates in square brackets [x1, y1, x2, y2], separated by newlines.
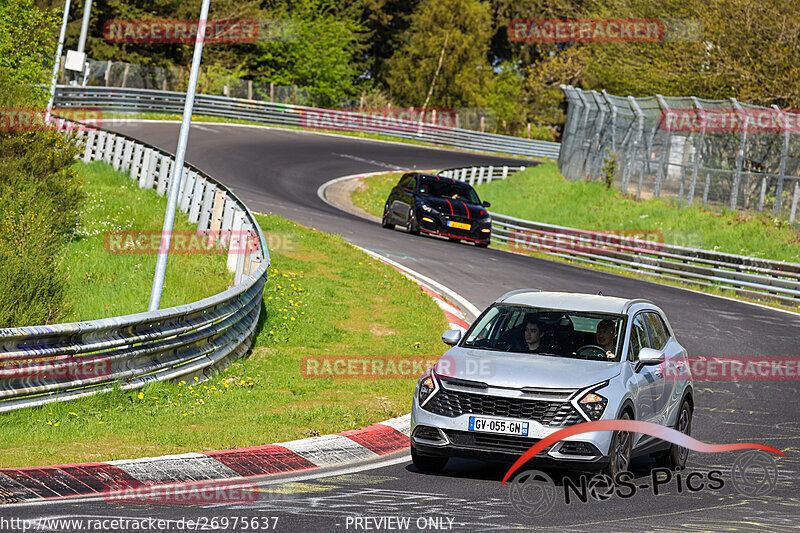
[595, 319, 617, 356]
[522, 318, 548, 353]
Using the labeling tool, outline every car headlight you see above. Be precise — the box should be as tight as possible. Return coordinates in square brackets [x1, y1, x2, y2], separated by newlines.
[576, 386, 608, 421]
[418, 368, 439, 407]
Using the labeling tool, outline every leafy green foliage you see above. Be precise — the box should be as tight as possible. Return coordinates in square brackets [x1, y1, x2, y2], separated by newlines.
[386, 0, 492, 108]
[254, 0, 365, 105]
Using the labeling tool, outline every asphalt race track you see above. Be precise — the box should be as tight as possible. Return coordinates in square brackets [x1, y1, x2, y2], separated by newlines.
[11, 121, 799, 532]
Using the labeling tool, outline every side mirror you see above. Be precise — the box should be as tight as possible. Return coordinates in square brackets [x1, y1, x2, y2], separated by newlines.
[482, 201, 491, 208]
[638, 347, 665, 366]
[442, 329, 462, 346]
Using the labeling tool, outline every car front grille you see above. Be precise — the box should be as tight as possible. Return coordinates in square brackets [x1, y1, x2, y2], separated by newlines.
[423, 388, 584, 427]
[443, 430, 549, 455]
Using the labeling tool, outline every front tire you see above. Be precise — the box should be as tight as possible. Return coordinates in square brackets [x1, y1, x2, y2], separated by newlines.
[381, 204, 395, 229]
[605, 411, 632, 477]
[476, 241, 489, 248]
[411, 442, 448, 472]
[655, 400, 692, 470]
[406, 210, 420, 235]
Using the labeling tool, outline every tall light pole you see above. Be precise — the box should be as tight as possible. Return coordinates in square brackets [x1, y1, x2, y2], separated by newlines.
[45, 0, 72, 122]
[148, 0, 212, 311]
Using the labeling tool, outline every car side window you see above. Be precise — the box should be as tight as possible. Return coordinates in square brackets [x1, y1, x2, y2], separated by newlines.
[627, 314, 651, 361]
[407, 176, 416, 192]
[644, 312, 669, 350]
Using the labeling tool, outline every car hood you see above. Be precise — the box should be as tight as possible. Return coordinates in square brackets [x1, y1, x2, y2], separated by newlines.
[434, 347, 621, 390]
[421, 196, 486, 219]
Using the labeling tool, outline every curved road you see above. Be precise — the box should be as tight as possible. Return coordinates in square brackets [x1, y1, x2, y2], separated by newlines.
[14, 121, 799, 532]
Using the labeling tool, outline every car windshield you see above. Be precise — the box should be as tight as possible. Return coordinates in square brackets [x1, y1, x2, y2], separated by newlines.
[462, 304, 626, 361]
[417, 177, 481, 204]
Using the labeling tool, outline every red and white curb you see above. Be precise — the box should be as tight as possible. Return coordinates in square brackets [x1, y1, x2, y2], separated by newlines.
[0, 257, 474, 504]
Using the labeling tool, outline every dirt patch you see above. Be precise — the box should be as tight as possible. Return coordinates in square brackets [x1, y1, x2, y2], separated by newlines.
[369, 324, 396, 336]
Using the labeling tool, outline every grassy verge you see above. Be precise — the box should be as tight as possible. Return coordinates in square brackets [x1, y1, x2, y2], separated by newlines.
[103, 112, 544, 162]
[350, 164, 800, 263]
[59, 161, 231, 321]
[474, 163, 800, 263]
[0, 213, 449, 468]
[351, 172, 405, 218]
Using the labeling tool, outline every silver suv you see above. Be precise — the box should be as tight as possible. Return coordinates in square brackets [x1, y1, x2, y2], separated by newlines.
[410, 290, 693, 476]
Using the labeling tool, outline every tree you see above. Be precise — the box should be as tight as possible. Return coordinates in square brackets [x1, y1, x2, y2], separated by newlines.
[386, 0, 493, 109]
[254, 0, 365, 106]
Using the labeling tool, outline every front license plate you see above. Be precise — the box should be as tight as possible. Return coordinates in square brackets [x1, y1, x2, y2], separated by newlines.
[448, 221, 471, 230]
[468, 416, 529, 437]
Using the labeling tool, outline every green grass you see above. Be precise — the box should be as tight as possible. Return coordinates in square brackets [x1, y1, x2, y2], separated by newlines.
[103, 112, 543, 162]
[0, 213, 449, 468]
[351, 164, 800, 263]
[474, 163, 800, 263]
[351, 172, 405, 218]
[58, 161, 230, 321]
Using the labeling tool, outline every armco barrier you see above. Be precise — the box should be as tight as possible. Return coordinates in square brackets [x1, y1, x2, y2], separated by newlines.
[440, 165, 800, 307]
[52, 85, 562, 160]
[0, 118, 269, 412]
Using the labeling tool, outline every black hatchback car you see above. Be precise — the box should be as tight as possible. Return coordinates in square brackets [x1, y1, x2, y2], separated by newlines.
[381, 173, 492, 247]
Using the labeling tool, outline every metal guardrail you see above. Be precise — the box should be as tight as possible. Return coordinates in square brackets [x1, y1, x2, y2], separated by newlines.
[442, 165, 800, 306]
[0, 119, 270, 412]
[53, 85, 562, 161]
[438, 165, 526, 186]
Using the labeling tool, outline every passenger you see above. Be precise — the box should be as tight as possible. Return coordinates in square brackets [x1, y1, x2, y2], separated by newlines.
[596, 319, 617, 355]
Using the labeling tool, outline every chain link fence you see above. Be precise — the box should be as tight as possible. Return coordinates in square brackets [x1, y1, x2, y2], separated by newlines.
[559, 85, 800, 222]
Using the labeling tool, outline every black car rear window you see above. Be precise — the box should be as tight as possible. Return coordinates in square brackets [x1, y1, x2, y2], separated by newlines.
[417, 177, 480, 204]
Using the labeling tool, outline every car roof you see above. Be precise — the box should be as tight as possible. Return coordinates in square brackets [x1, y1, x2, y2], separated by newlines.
[496, 290, 653, 315]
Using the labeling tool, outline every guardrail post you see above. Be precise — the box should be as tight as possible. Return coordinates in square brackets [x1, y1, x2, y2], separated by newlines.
[156, 156, 171, 196]
[469, 166, 477, 186]
[138, 148, 153, 188]
[82, 130, 96, 163]
[104, 134, 116, 164]
[197, 183, 217, 231]
[771, 105, 790, 217]
[210, 190, 227, 233]
[757, 176, 767, 212]
[130, 144, 143, 181]
[729, 98, 747, 211]
[486, 165, 494, 184]
[477, 166, 485, 185]
[221, 197, 235, 231]
[228, 210, 245, 273]
[121, 139, 134, 171]
[790, 180, 799, 223]
[502, 166, 508, 180]
[189, 177, 205, 223]
[179, 169, 194, 213]
[112, 136, 124, 169]
[94, 131, 107, 162]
